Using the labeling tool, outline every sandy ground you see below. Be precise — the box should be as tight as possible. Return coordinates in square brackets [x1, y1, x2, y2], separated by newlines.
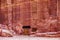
[0, 35, 60, 40]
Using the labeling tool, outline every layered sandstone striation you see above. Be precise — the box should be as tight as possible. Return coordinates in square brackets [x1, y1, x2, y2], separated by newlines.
[0, 0, 60, 34]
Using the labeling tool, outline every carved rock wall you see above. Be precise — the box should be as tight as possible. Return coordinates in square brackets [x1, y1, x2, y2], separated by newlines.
[0, 0, 59, 32]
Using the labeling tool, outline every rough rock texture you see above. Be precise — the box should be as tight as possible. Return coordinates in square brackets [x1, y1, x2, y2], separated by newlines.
[0, 0, 59, 33]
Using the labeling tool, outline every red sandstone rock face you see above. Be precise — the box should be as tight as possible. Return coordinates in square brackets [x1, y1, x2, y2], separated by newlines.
[0, 0, 60, 33]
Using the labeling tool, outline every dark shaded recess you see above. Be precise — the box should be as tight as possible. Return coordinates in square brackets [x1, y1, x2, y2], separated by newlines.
[32, 28, 37, 32]
[11, 0, 14, 4]
[0, 0, 6, 24]
[0, 12, 5, 24]
[22, 26, 31, 29]
[48, 0, 57, 16]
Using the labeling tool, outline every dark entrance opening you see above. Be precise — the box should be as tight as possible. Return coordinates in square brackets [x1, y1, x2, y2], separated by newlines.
[22, 26, 31, 35]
